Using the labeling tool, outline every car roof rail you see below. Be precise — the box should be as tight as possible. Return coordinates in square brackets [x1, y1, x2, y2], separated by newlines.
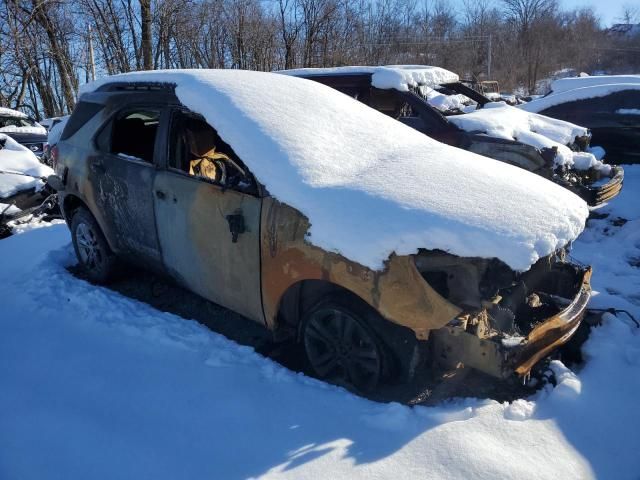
[96, 82, 176, 93]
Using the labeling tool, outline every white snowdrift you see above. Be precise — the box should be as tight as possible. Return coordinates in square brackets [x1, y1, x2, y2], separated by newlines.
[0, 133, 53, 198]
[82, 70, 588, 272]
[278, 65, 459, 91]
[419, 85, 472, 112]
[550, 75, 640, 94]
[448, 102, 610, 173]
[521, 83, 640, 114]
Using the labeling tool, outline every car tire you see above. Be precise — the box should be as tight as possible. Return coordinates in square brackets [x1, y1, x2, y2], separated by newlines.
[301, 293, 390, 393]
[71, 208, 117, 284]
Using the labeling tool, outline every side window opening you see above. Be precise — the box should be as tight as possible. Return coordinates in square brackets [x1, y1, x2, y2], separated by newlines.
[169, 112, 257, 195]
[370, 89, 417, 119]
[97, 108, 160, 163]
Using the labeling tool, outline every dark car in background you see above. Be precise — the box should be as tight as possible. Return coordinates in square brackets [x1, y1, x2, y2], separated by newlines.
[521, 78, 640, 163]
[281, 67, 623, 206]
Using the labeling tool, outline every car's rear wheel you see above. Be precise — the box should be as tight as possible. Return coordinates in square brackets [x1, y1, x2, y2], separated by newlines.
[301, 295, 386, 392]
[71, 208, 117, 284]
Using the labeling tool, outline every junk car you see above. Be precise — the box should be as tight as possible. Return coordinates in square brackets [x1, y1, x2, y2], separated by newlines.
[521, 76, 640, 163]
[280, 66, 623, 206]
[0, 107, 48, 159]
[52, 70, 592, 393]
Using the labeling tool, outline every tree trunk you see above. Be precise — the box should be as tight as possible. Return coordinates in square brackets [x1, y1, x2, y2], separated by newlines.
[140, 0, 153, 70]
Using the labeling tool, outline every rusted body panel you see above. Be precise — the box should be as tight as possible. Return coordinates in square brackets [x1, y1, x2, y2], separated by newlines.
[260, 198, 461, 338]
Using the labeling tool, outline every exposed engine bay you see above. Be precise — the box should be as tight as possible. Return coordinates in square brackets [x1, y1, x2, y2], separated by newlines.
[414, 248, 590, 377]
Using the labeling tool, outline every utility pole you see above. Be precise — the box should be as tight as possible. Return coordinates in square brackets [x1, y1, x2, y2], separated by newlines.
[88, 26, 96, 82]
[487, 34, 492, 79]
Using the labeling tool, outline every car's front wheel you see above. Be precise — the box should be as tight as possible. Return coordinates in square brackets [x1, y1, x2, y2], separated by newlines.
[71, 208, 117, 284]
[301, 295, 387, 392]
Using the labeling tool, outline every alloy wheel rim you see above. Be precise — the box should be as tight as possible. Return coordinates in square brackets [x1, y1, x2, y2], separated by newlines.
[76, 222, 102, 271]
[304, 308, 381, 391]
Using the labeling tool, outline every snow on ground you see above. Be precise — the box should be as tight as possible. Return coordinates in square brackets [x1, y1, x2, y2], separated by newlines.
[81, 69, 587, 272]
[521, 84, 640, 114]
[550, 75, 640, 94]
[1, 169, 640, 479]
[448, 102, 609, 172]
[0, 133, 53, 198]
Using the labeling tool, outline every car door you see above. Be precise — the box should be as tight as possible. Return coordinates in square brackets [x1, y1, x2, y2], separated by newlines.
[153, 110, 265, 324]
[90, 105, 164, 266]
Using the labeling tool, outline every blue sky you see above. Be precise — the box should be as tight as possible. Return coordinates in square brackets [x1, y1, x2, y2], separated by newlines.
[560, 0, 633, 26]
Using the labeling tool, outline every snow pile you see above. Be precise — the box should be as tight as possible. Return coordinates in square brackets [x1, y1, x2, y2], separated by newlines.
[2, 169, 640, 479]
[82, 70, 588, 272]
[0, 106, 27, 118]
[419, 85, 472, 112]
[550, 75, 640, 94]
[372, 65, 459, 91]
[0, 133, 53, 198]
[278, 65, 459, 91]
[448, 102, 610, 172]
[521, 83, 640, 113]
[0, 125, 47, 135]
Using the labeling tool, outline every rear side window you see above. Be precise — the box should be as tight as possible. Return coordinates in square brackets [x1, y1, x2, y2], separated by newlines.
[60, 101, 104, 141]
[96, 109, 160, 163]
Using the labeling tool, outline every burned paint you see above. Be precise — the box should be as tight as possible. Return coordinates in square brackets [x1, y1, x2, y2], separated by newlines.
[260, 198, 462, 338]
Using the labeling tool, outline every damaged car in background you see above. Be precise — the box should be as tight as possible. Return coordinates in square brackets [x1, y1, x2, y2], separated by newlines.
[281, 66, 623, 206]
[0, 107, 48, 159]
[52, 69, 591, 394]
[0, 133, 57, 237]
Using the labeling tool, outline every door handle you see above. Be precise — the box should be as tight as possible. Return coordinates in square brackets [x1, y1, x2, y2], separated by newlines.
[155, 190, 166, 200]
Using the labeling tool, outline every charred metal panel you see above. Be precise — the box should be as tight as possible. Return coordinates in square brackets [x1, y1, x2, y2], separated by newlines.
[90, 153, 161, 263]
[153, 170, 264, 324]
[260, 198, 462, 338]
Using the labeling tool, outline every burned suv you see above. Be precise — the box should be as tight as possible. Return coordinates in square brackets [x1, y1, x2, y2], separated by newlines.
[52, 70, 591, 394]
[281, 66, 623, 206]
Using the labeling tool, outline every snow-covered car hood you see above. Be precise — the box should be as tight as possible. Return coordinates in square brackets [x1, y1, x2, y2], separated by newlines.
[81, 70, 588, 272]
[448, 102, 609, 172]
[0, 134, 53, 198]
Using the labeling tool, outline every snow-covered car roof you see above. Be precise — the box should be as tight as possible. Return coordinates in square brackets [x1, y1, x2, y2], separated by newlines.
[81, 69, 588, 272]
[278, 65, 459, 92]
[521, 83, 640, 113]
[0, 107, 28, 118]
[550, 75, 640, 94]
[448, 102, 609, 172]
[0, 133, 52, 199]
